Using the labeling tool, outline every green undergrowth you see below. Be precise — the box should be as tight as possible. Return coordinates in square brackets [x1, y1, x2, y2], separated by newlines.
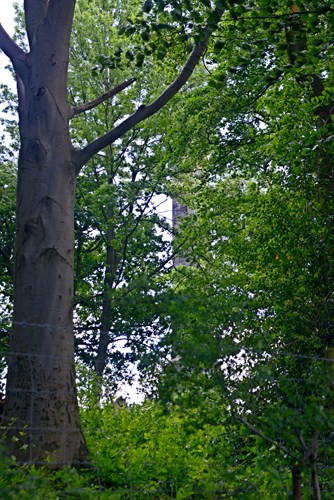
[0, 400, 293, 499]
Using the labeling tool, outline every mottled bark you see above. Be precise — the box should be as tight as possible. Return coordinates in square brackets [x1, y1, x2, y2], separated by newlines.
[1, 0, 88, 465]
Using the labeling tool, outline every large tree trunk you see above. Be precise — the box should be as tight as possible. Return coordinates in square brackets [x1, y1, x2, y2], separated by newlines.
[2, 2, 88, 465]
[4, 139, 87, 464]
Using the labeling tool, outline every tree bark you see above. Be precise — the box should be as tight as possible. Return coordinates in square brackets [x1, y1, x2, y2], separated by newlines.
[1, 1, 88, 465]
[94, 207, 119, 377]
[291, 464, 302, 500]
[4, 137, 88, 463]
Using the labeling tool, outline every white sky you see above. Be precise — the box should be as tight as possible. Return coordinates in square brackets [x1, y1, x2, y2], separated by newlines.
[0, 1, 19, 88]
[1, 1, 16, 35]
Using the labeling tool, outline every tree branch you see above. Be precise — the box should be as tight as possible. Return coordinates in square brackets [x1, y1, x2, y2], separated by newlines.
[70, 78, 136, 119]
[75, 8, 225, 171]
[237, 416, 299, 460]
[0, 24, 26, 74]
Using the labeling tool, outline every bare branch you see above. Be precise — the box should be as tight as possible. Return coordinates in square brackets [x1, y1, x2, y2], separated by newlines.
[299, 432, 319, 466]
[75, 8, 225, 171]
[295, 429, 308, 452]
[70, 78, 136, 119]
[0, 24, 26, 74]
[238, 416, 299, 460]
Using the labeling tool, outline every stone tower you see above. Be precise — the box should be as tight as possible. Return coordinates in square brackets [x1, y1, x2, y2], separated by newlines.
[172, 199, 190, 267]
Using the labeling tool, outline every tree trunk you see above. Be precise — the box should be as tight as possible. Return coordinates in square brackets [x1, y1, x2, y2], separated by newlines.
[292, 464, 302, 500]
[2, 4, 88, 465]
[95, 206, 118, 377]
[4, 144, 87, 463]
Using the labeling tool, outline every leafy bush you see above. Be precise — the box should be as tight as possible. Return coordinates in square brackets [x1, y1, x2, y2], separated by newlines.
[0, 400, 293, 498]
[81, 400, 291, 498]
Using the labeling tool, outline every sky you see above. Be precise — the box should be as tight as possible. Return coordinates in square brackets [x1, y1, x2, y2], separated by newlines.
[0, 1, 18, 89]
[1, 1, 16, 35]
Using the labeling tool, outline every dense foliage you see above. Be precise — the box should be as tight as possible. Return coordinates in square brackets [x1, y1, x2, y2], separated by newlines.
[0, 397, 292, 499]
